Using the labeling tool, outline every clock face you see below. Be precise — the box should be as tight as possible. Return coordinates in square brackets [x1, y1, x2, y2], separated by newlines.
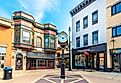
[58, 32, 68, 43]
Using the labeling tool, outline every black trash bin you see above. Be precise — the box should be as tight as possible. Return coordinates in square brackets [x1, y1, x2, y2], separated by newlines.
[3, 67, 13, 80]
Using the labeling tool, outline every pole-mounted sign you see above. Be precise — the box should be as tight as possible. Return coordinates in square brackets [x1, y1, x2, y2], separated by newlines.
[58, 31, 68, 79]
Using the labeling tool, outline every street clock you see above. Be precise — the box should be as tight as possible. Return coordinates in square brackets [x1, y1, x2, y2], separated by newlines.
[58, 31, 68, 48]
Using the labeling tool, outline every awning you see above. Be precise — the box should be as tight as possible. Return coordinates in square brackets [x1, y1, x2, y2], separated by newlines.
[84, 51, 89, 56]
[27, 55, 54, 59]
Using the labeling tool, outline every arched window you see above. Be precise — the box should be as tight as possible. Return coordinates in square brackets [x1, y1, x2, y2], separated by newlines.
[36, 37, 42, 47]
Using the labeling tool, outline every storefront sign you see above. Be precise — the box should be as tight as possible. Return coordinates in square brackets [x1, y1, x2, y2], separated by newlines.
[110, 49, 121, 54]
[77, 49, 90, 53]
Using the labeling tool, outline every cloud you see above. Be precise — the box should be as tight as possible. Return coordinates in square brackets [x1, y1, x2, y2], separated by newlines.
[18, 0, 61, 22]
[18, 0, 28, 10]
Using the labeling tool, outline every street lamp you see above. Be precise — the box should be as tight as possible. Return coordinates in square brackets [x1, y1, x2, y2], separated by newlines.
[110, 39, 115, 49]
[68, 26, 72, 71]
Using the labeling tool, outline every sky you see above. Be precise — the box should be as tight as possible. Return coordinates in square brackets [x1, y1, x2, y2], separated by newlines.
[0, 0, 82, 33]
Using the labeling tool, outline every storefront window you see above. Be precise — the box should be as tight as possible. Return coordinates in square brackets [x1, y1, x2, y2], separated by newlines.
[113, 54, 120, 72]
[75, 54, 85, 66]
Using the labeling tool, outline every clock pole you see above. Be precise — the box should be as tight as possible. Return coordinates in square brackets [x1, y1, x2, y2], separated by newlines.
[58, 31, 68, 79]
[60, 47, 65, 79]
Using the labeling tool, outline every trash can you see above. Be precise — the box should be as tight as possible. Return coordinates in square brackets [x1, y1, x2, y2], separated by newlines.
[3, 67, 13, 80]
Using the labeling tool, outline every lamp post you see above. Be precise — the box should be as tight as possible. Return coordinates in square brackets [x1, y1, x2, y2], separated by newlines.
[110, 39, 115, 49]
[68, 26, 72, 71]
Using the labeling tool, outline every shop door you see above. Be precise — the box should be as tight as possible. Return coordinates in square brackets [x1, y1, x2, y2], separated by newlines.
[113, 54, 120, 72]
[99, 53, 104, 70]
[16, 58, 23, 70]
[16, 53, 23, 70]
[26, 58, 31, 70]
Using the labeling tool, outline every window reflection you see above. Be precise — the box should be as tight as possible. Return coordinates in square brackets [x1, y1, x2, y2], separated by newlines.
[117, 26, 121, 35]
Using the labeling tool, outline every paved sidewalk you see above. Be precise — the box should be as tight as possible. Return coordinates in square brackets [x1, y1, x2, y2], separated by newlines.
[0, 69, 121, 83]
[74, 69, 121, 80]
[72, 69, 121, 83]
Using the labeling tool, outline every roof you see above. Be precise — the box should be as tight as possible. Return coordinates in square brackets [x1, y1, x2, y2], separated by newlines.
[70, 0, 96, 17]
[0, 17, 12, 28]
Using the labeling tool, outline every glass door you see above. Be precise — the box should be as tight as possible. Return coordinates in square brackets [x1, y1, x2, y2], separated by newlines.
[16, 58, 23, 70]
[16, 53, 23, 70]
[99, 53, 104, 70]
[113, 54, 120, 72]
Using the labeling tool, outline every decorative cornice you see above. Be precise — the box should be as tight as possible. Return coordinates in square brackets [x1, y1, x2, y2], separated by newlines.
[0, 17, 12, 23]
[70, 0, 96, 17]
[0, 17, 12, 28]
[13, 15, 57, 32]
[44, 27, 57, 32]
[13, 11, 35, 21]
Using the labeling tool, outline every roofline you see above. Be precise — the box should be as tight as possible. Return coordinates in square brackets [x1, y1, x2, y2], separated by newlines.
[44, 23, 56, 28]
[13, 11, 35, 20]
[0, 17, 12, 23]
[70, 0, 96, 17]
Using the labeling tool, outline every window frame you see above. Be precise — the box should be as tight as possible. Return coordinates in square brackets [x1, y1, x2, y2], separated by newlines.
[83, 16, 88, 29]
[76, 20, 80, 32]
[83, 34, 88, 46]
[50, 37, 55, 48]
[45, 36, 49, 48]
[76, 36, 80, 47]
[111, 2, 121, 15]
[22, 30, 31, 43]
[112, 25, 121, 37]
[92, 30, 98, 44]
[36, 37, 42, 48]
[92, 10, 98, 25]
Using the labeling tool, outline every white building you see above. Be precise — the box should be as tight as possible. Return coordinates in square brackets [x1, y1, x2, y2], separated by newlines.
[70, 0, 107, 71]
